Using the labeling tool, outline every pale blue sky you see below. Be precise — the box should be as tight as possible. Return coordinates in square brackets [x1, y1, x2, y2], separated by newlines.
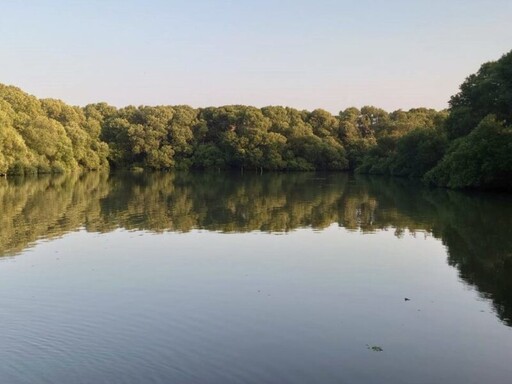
[1, 0, 511, 112]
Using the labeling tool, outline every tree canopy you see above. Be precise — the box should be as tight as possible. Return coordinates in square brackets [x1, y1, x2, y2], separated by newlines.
[1, 49, 511, 190]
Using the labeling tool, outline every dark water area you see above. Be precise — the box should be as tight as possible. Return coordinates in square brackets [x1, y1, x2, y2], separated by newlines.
[0, 171, 511, 384]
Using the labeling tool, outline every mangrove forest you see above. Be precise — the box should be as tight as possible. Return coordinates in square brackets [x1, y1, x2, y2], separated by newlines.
[1, 50, 511, 190]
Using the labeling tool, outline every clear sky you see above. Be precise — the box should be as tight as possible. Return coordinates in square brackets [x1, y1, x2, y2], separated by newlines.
[1, 0, 511, 113]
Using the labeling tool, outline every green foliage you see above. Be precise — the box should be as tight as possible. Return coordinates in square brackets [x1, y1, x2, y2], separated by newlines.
[0, 49, 510, 190]
[95, 103, 351, 172]
[0, 85, 109, 175]
[354, 49, 512, 188]
[355, 109, 448, 176]
[191, 143, 225, 169]
[446, 51, 512, 140]
[389, 127, 448, 177]
[425, 116, 512, 190]
[421, 49, 512, 190]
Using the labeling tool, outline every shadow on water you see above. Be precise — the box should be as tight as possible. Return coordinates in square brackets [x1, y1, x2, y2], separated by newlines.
[0, 171, 511, 326]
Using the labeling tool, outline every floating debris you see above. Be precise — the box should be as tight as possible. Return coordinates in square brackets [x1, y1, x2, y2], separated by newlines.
[366, 345, 383, 352]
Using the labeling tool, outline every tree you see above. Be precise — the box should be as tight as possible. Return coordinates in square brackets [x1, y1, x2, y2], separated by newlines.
[389, 127, 448, 177]
[425, 115, 512, 190]
[446, 50, 512, 139]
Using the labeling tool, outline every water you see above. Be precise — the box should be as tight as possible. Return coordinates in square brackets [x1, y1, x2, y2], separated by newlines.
[0, 171, 511, 384]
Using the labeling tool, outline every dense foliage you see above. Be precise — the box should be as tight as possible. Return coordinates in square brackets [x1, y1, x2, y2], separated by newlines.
[0, 85, 445, 175]
[0, 50, 511, 190]
[0, 85, 109, 175]
[348, 50, 512, 190]
[425, 116, 512, 189]
[92, 103, 447, 174]
[426, 50, 512, 190]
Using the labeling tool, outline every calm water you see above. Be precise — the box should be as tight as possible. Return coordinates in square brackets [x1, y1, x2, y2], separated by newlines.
[0, 172, 511, 384]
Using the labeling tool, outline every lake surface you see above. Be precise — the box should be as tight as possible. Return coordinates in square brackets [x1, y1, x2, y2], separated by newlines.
[0, 171, 511, 384]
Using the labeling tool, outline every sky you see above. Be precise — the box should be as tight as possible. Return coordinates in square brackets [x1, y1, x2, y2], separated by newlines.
[1, 0, 511, 113]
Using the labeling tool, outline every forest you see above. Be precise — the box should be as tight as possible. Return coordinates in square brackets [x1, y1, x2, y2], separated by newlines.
[0, 50, 510, 190]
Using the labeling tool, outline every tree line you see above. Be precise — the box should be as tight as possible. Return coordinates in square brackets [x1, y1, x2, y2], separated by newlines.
[0, 50, 510, 190]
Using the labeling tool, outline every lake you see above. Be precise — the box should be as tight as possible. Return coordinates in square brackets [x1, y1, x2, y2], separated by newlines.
[0, 171, 511, 384]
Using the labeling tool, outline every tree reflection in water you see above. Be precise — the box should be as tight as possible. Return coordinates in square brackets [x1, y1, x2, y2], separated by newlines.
[1, 171, 511, 325]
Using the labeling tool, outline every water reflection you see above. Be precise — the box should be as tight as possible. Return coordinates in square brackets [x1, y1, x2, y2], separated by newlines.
[0, 171, 511, 325]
